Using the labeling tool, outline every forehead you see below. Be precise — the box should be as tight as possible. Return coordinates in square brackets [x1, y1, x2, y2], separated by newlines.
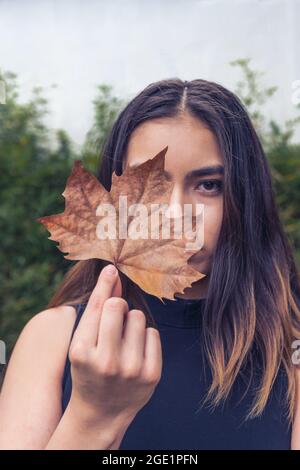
[124, 114, 223, 173]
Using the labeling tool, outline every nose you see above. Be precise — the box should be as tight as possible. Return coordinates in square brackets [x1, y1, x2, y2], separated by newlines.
[165, 185, 185, 219]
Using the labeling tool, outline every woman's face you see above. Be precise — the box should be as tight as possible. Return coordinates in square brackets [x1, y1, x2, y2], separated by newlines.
[123, 112, 224, 298]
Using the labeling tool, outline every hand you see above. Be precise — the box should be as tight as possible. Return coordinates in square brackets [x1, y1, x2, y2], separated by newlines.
[67, 264, 162, 435]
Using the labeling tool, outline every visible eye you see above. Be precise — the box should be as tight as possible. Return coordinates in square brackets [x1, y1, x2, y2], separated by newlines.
[194, 179, 223, 195]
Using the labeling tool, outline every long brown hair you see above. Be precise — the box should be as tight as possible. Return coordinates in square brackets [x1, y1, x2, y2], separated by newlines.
[46, 78, 300, 422]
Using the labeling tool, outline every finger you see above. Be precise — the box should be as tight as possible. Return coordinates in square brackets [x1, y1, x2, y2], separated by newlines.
[97, 297, 129, 356]
[141, 327, 162, 383]
[121, 310, 146, 370]
[73, 264, 121, 348]
[111, 268, 122, 298]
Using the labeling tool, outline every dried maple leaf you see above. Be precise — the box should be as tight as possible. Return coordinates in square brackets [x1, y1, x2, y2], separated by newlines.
[37, 146, 206, 300]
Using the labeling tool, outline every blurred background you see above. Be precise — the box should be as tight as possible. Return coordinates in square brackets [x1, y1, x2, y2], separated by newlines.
[0, 0, 299, 372]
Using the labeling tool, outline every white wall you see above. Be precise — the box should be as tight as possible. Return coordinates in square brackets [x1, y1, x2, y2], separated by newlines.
[0, 0, 299, 147]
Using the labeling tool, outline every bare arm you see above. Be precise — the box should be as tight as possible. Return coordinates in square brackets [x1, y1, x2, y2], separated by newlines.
[0, 305, 77, 449]
[0, 306, 127, 450]
[44, 396, 130, 450]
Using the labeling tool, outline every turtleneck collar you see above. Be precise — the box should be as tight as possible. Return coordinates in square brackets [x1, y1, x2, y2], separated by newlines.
[141, 292, 206, 329]
[80, 292, 207, 330]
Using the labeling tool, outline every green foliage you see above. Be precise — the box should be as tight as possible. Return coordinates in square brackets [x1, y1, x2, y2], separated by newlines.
[268, 142, 300, 266]
[0, 70, 76, 357]
[230, 57, 278, 138]
[230, 58, 300, 150]
[230, 58, 300, 266]
[81, 84, 125, 172]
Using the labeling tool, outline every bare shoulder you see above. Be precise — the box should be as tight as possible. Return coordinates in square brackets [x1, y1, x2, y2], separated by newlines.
[6, 304, 78, 384]
[12, 304, 78, 364]
[0, 304, 78, 449]
[25, 303, 77, 329]
[6, 303, 77, 360]
[22, 304, 78, 341]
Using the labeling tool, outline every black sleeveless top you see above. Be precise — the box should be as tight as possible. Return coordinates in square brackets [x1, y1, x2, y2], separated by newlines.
[61, 293, 292, 450]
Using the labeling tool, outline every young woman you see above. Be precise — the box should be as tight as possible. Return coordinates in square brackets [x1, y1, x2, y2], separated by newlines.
[0, 78, 300, 450]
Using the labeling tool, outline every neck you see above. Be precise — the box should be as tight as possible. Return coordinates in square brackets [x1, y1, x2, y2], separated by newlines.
[175, 274, 209, 300]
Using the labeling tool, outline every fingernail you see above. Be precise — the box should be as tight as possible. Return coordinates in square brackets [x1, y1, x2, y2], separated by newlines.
[106, 264, 116, 276]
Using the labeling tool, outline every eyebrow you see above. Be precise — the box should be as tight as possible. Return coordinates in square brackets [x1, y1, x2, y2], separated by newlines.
[164, 164, 224, 180]
[127, 162, 224, 180]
